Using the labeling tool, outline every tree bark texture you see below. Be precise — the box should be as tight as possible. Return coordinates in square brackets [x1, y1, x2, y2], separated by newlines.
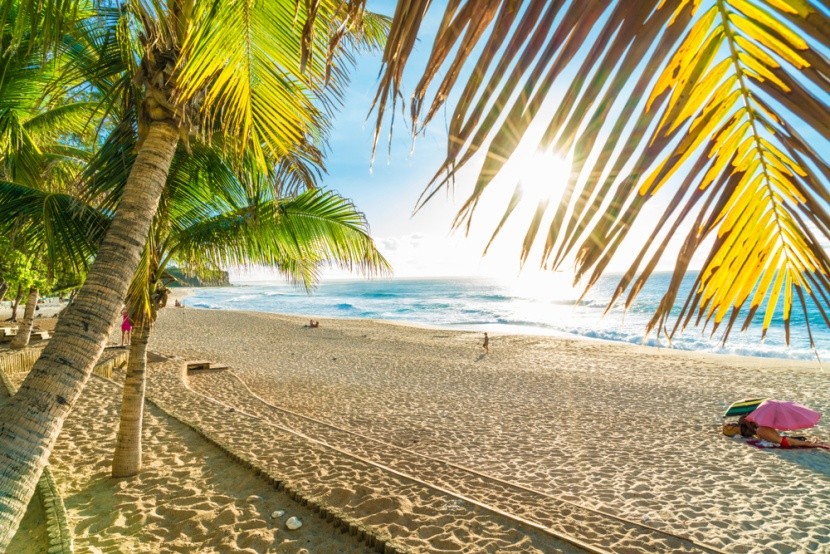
[111, 323, 150, 478]
[9, 284, 22, 322]
[0, 121, 180, 548]
[10, 288, 38, 349]
[0, 279, 8, 304]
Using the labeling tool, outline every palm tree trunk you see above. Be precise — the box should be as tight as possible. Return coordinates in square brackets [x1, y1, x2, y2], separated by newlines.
[0, 278, 8, 304]
[9, 284, 23, 322]
[111, 322, 150, 478]
[10, 288, 38, 349]
[0, 121, 179, 548]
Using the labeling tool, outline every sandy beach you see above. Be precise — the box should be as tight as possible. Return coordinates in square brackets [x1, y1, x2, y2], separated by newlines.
[3, 293, 830, 552]
[149, 296, 828, 553]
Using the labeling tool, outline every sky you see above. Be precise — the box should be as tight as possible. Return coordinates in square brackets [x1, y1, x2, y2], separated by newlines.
[292, 0, 677, 283]
[315, 1, 507, 279]
[234, 1, 826, 285]
[236, 0, 532, 281]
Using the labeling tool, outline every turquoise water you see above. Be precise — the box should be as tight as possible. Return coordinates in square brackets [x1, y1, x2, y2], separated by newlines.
[183, 273, 830, 361]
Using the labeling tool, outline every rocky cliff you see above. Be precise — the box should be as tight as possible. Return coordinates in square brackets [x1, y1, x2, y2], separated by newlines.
[167, 267, 230, 287]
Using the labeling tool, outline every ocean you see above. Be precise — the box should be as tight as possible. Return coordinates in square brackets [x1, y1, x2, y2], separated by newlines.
[182, 273, 830, 361]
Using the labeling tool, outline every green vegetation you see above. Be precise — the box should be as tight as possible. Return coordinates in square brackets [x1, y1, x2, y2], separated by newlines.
[0, 0, 389, 545]
[165, 267, 229, 287]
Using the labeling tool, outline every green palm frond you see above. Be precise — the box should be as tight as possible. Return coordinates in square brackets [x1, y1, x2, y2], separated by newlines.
[0, 55, 48, 112]
[274, 257, 322, 290]
[164, 142, 243, 228]
[271, 142, 325, 196]
[61, 5, 139, 114]
[348, 10, 390, 52]
[125, 186, 390, 324]
[124, 225, 160, 326]
[0, 50, 49, 181]
[273, 188, 391, 277]
[4, 102, 96, 186]
[171, 188, 391, 286]
[176, 1, 387, 170]
[1, 0, 85, 57]
[80, 111, 137, 209]
[375, 0, 830, 346]
[0, 180, 106, 271]
[23, 102, 96, 140]
[0, 4, 100, 184]
[0, 109, 41, 181]
[176, 0, 326, 167]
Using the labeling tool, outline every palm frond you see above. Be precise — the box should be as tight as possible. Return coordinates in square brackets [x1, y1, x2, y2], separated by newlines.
[0, 180, 106, 272]
[80, 108, 137, 210]
[275, 188, 392, 277]
[271, 140, 325, 196]
[164, 141, 243, 225]
[1, 0, 85, 57]
[374, 0, 830, 345]
[176, 0, 325, 168]
[171, 188, 391, 287]
[23, 101, 96, 140]
[124, 227, 158, 326]
[60, 6, 134, 103]
[176, 1, 386, 170]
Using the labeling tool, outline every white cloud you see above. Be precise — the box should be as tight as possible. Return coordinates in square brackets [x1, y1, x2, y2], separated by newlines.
[381, 238, 399, 251]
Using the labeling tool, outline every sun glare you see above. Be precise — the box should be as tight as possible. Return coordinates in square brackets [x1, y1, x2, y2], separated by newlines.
[519, 149, 573, 204]
[459, 145, 577, 281]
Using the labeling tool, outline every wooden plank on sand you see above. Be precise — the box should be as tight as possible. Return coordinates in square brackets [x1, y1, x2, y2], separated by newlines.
[186, 360, 228, 373]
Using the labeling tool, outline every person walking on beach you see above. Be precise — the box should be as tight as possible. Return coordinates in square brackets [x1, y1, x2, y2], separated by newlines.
[482, 332, 489, 354]
[121, 308, 132, 346]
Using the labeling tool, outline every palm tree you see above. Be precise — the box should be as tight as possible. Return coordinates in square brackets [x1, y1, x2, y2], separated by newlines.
[0, 118, 97, 350]
[0, 0, 388, 544]
[0, 180, 105, 347]
[2, 123, 391, 478]
[0, 1, 99, 350]
[371, 1, 830, 346]
[111, 145, 389, 477]
[9, 287, 37, 348]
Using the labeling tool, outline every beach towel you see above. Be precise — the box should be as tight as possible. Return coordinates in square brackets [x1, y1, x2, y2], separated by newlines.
[746, 438, 829, 450]
[746, 439, 780, 449]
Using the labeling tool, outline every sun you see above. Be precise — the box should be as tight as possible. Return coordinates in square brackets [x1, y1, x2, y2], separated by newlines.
[518, 149, 573, 205]
[460, 146, 575, 273]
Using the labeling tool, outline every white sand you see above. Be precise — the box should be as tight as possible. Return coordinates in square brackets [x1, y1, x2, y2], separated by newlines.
[5, 368, 375, 553]
[145, 306, 830, 553]
[6, 292, 829, 552]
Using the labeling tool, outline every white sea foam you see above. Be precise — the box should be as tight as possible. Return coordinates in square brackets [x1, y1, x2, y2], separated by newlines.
[182, 275, 830, 361]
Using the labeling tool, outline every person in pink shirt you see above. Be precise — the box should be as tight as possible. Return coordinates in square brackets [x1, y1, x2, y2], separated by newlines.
[121, 308, 132, 346]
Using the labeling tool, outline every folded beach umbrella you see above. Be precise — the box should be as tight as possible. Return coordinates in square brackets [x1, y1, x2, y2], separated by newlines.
[745, 400, 822, 431]
[723, 398, 767, 418]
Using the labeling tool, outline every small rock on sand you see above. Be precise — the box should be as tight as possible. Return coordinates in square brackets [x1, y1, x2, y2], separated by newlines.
[285, 516, 302, 530]
[271, 510, 285, 519]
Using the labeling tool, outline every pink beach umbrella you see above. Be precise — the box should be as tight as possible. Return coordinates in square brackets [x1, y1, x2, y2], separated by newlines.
[745, 400, 821, 431]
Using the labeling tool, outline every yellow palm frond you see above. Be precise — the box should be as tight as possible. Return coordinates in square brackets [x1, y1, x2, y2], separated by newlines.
[176, 0, 373, 169]
[375, 0, 830, 345]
